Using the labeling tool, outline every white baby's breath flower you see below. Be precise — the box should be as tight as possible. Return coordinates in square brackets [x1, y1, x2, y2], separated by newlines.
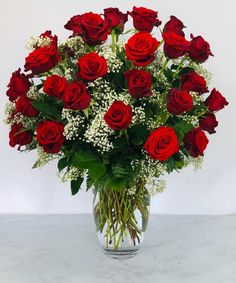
[26, 36, 51, 50]
[146, 178, 167, 196]
[32, 146, 55, 168]
[62, 109, 85, 140]
[98, 45, 123, 73]
[59, 166, 84, 182]
[84, 113, 113, 152]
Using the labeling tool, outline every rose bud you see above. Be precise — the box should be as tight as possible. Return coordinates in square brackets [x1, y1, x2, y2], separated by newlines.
[104, 8, 128, 33]
[124, 69, 152, 98]
[167, 88, 193, 115]
[184, 127, 209, 157]
[125, 32, 160, 66]
[163, 16, 186, 37]
[162, 31, 190, 59]
[9, 123, 33, 148]
[199, 113, 218, 134]
[36, 120, 65, 154]
[43, 75, 68, 99]
[15, 95, 39, 117]
[188, 34, 213, 63]
[63, 81, 91, 110]
[144, 126, 179, 161]
[6, 69, 31, 102]
[128, 6, 161, 32]
[77, 52, 108, 81]
[181, 71, 208, 94]
[205, 88, 229, 112]
[104, 100, 133, 130]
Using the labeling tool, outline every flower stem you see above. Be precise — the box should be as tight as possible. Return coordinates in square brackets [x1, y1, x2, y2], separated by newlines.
[111, 30, 116, 53]
[94, 181, 150, 251]
[158, 58, 170, 78]
[172, 56, 187, 81]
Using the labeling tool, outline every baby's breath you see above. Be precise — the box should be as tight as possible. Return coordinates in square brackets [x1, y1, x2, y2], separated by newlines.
[25, 36, 51, 50]
[84, 113, 113, 152]
[98, 45, 123, 73]
[62, 109, 85, 140]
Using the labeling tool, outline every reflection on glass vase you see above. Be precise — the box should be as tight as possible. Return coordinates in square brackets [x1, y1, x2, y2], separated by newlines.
[93, 180, 150, 259]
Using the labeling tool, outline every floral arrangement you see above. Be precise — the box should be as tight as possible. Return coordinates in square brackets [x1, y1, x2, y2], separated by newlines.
[4, 7, 228, 254]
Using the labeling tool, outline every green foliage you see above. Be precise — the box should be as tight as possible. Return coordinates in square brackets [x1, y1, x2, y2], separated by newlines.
[128, 124, 148, 146]
[173, 120, 193, 143]
[57, 157, 68, 172]
[71, 177, 83, 195]
[32, 96, 63, 121]
[165, 153, 185, 173]
[71, 149, 106, 181]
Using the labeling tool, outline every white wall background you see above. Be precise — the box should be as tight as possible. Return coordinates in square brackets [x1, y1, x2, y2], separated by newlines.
[0, 0, 235, 214]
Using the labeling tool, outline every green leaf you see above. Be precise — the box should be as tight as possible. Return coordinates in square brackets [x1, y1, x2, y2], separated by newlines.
[178, 67, 195, 76]
[173, 120, 193, 142]
[71, 150, 106, 181]
[31, 100, 62, 120]
[128, 124, 148, 146]
[112, 165, 128, 178]
[163, 68, 174, 82]
[71, 177, 83, 195]
[57, 157, 68, 172]
[175, 160, 185, 169]
[165, 157, 176, 173]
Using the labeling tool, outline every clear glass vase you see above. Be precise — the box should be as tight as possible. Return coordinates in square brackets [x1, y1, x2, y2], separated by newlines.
[93, 181, 150, 259]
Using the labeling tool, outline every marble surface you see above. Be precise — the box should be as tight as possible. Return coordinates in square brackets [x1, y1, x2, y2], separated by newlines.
[0, 215, 236, 283]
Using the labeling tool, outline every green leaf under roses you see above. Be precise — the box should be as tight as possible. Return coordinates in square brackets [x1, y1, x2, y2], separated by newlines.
[173, 120, 193, 142]
[71, 177, 83, 195]
[71, 150, 106, 181]
[128, 124, 148, 146]
[31, 100, 62, 121]
[178, 66, 195, 76]
[57, 157, 68, 172]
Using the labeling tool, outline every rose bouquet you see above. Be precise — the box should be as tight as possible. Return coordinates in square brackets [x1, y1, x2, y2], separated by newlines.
[4, 6, 228, 257]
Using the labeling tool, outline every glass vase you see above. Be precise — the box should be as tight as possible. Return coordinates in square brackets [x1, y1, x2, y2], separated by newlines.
[93, 180, 150, 259]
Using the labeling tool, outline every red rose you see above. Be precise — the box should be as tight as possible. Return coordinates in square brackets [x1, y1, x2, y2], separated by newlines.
[181, 71, 208, 94]
[199, 113, 218, 134]
[125, 32, 160, 66]
[63, 81, 91, 110]
[68, 12, 110, 46]
[163, 16, 186, 37]
[104, 8, 127, 33]
[205, 88, 229, 112]
[43, 75, 68, 98]
[9, 123, 33, 148]
[77, 52, 108, 81]
[184, 127, 208, 157]
[167, 88, 193, 115]
[163, 31, 190, 59]
[104, 100, 133, 130]
[128, 6, 161, 32]
[144, 126, 179, 161]
[64, 15, 82, 34]
[24, 40, 60, 74]
[188, 35, 213, 63]
[124, 69, 152, 98]
[6, 69, 31, 102]
[36, 120, 65, 154]
[15, 95, 39, 117]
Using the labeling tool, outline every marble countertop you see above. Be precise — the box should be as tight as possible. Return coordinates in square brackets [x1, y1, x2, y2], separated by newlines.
[0, 214, 236, 283]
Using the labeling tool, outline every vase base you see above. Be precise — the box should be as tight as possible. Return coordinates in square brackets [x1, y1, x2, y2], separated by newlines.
[103, 248, 139, 259]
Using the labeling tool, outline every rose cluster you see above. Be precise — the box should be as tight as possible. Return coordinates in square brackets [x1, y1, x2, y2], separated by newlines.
[5, 6, 228, 193]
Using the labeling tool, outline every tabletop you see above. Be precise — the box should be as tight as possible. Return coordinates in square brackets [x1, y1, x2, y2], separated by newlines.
[0, 214, 236, 283]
